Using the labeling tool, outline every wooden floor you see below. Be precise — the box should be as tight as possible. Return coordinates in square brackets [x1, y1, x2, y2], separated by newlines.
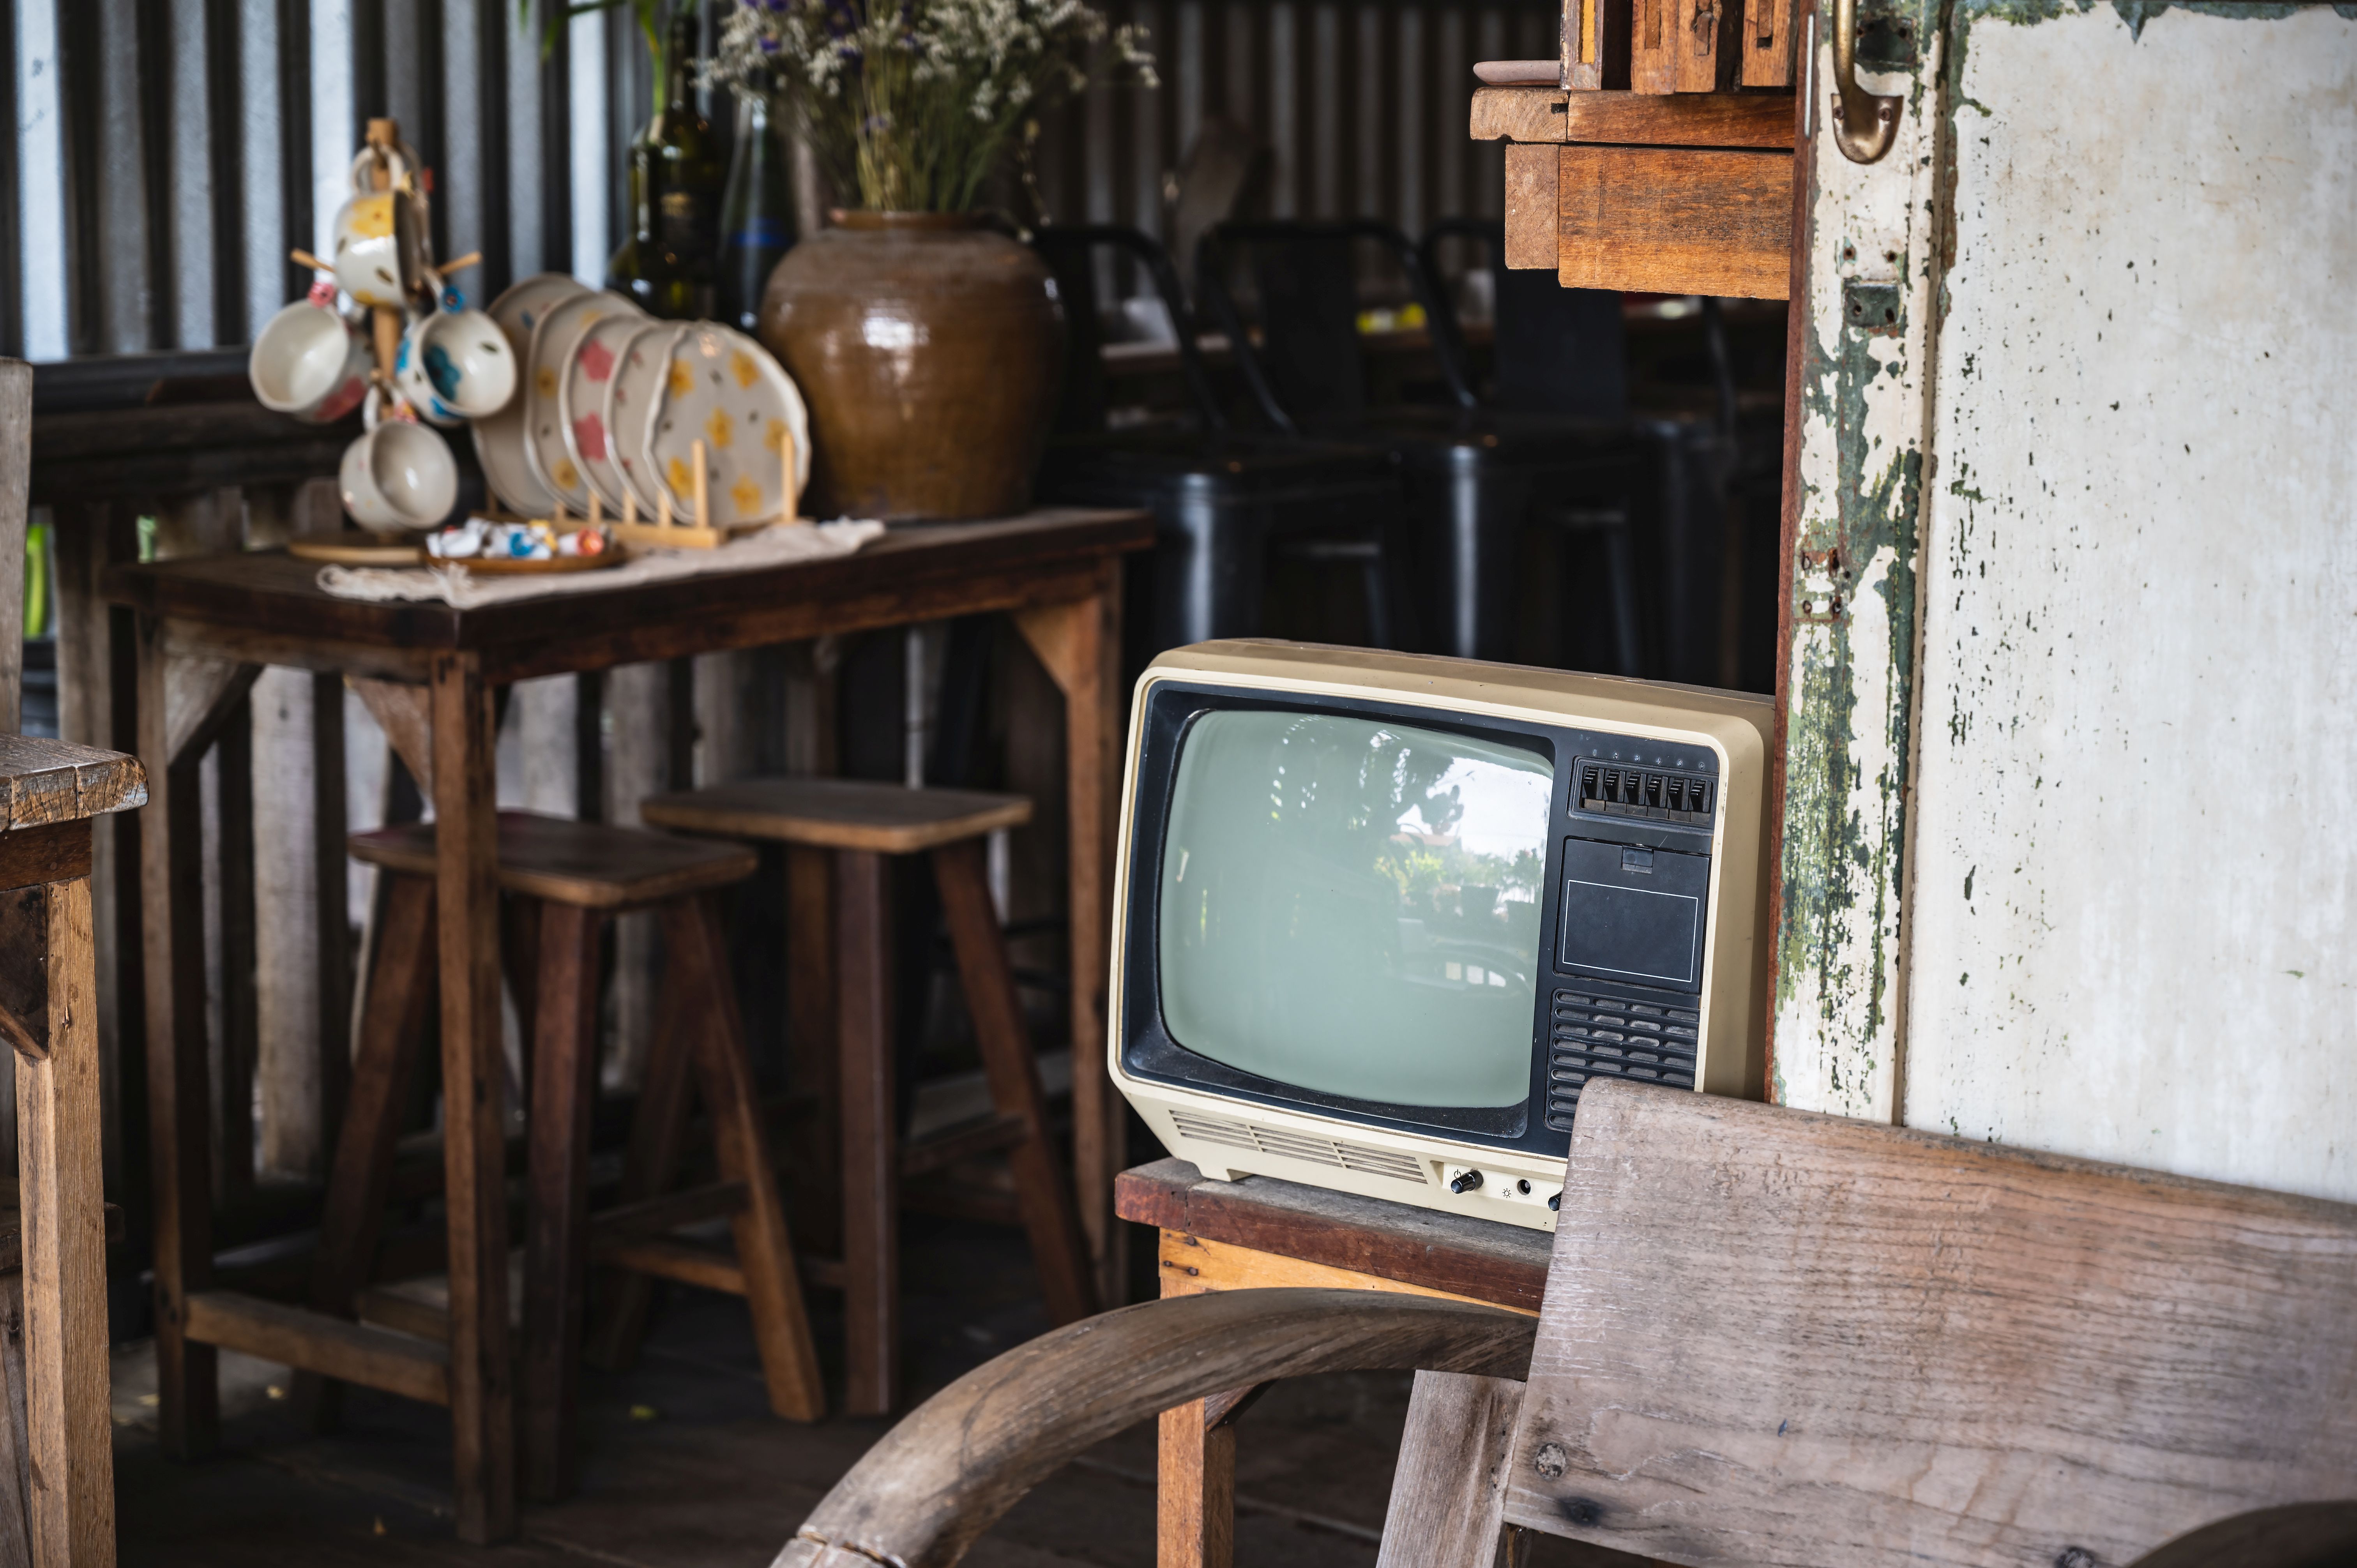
[108, 1211, 1620, 1566]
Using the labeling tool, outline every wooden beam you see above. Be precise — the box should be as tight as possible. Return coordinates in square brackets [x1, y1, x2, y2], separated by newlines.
[184, 1291, 450, 1406]
[14, 874, 117, 1566]
[161, 659, 261, 771]
[593, 1237, 748, 1296]
[1374, 1372, 1525, 1568]
[349, 677, 433, 787]
[1558, 144, 1793, 300]
[1471, 87, 1794, 148]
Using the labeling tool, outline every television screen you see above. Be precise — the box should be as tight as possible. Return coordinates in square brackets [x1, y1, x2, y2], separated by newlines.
[1157, 710, 1554, 1109]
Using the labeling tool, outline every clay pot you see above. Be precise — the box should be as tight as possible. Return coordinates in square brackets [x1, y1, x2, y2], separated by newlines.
[757, 210, 1065, 520]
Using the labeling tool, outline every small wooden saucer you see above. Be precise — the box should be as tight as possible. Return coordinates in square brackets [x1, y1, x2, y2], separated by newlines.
[286, 530, 427, 565]
[454, 547, 629, 576]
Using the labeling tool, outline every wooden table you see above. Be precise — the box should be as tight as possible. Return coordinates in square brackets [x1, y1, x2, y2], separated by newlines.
[1115, 1158, 1551, 1568]
[0, 733, 148, 1566]
[106, 508, 1151, 1543]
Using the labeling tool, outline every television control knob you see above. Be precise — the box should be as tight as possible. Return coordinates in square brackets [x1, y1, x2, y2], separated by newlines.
[1449, 1169, 1484, 1194]
[1547, 1192, 1562, 1212]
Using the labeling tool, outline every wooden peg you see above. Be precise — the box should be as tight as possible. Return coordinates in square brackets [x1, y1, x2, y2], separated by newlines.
[587, 489, 601, 527]
[692, 440, 709, 530]
[439, 251, 482, 275]
[371, 305, 403, 388]
[291, 248, 330, 274]
[623, 486, 636, 526]
[659, 486, 672, 529]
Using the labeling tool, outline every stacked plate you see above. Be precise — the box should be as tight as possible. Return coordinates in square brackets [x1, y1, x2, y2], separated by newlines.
[473, 274, 813, 527]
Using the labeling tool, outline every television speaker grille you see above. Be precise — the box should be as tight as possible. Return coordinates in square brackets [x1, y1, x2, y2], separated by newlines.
[1168, 1110, 1430, 1184]
[1545, 988, 1699, 1132]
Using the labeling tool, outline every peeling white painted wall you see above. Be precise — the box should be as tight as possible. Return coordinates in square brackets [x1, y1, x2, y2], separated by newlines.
[1769, 12, 1942, 1122]
[1904, 5, 2357, 1201]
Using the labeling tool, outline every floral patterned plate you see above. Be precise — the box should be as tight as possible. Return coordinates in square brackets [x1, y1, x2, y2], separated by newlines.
[642, 323, 811, 528]
[524, 290, 644, 515]
[557, 313, 652, 514]
[604, 323, 691, 519]
[470, 272, 584, 515]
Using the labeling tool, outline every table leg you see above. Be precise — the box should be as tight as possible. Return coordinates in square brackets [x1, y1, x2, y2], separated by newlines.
[429, 652, 516, 1543]
[135, 620, 258, 1462]
[1013, 570, 1127, 1310]
[11, 868, 118, 1564]
[521, 901, 603, 1503]
[1157, 1399, 1234, 1568]
[835, 848, 897, 1417]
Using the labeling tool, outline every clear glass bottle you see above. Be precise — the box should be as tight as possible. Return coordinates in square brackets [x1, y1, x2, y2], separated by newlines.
[717, 93, 797, 334]
[607, 12, 724, 320]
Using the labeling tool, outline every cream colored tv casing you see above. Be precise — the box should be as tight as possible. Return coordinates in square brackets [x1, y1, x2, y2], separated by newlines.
[1109, 641, 1775, 1232]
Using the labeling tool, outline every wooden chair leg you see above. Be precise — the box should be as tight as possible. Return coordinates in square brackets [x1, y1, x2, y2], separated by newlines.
[931, 838, 1098, 1324]
[666, 894, 825, 1421]
[499, 893, 542, 1103]
[521, 901, 605, 1502]
[581, 949, 699, 1372]
[836, 848, 898, 1417]
[784, 846, 841, 1259]
[292, 873, 438, 1433]
[1157, 1400, 1235, 1568]
[1372, 1371, 1524, 1568]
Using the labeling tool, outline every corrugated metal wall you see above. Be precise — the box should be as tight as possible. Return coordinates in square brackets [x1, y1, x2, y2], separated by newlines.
[4, 0, 1553, 361]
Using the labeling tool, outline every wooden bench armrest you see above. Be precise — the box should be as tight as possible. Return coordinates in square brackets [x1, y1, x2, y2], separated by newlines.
[777, 1287, 1535, 1568]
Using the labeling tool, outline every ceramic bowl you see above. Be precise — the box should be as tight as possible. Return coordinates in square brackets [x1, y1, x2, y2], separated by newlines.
[397, 297, 518, 427]
[558, 313, 652, 514]
[341, 396, 459, 531]
[603, 323, 691, 518]
[249, 296, 372, 424]
[470, 273, 587, 515]
[523, 290, 644, 514]
[644, 323, 811, 527]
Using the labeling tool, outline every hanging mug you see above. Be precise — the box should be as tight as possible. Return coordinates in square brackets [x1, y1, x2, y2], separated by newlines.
[332, 149, 423, 309]
[396, 277, 518, 427]
[249, 282, 372, 423]
[340, 388, 460, 532]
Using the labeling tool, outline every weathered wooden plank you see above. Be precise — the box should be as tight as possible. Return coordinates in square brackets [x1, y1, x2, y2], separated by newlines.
[13, 873, 115, 1567]
[779, 1289, 1535, 1568]
[1739, 0, 1795, 86]
[1558, 144, 1792, 299]
[1471, 87, 1794, 148]
[1375, 1372, 1525, 1568]
[1115, 1160, 1553, 1314]
[1631, 0, 1737, 91]
[183, 1291, 450, 1406]
[1503, 146, 1560, 270]
[0, 737, 146, 833]
[0, 362, 29, 734]
[1157, 1231, 1541, 1318]
[0, 823, 89, 897]
[1502, 1081, 2357, 1566]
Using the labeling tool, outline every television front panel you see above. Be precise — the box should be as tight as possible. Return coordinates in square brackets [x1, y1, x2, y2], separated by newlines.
[1110, 641, 1774, 1231]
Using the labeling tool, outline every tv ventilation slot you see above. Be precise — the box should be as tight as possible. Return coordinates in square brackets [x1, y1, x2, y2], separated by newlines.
[1545, 988, 1700, 1131]
[1170, 1110, 1429, 1185]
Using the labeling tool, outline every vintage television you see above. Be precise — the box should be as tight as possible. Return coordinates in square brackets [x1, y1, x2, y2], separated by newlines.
[1109, 641, 1774, 1231]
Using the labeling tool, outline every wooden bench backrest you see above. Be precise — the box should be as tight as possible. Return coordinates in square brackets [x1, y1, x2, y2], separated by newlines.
[1504, 1080, 2357, 1567]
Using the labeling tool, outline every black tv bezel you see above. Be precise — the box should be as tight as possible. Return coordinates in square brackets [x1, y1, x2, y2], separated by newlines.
[1118, 678, 1719, 1158]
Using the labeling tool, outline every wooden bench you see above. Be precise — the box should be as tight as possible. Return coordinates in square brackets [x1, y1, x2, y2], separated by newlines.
[777, 1079, 2357, 1568]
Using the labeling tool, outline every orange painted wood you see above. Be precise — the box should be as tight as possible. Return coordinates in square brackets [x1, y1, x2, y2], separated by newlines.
[1557, 143, 1792, 300]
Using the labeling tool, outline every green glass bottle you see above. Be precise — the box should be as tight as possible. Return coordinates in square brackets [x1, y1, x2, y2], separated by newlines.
[717, 93, 797, 334]
[607, 11, 724, 320]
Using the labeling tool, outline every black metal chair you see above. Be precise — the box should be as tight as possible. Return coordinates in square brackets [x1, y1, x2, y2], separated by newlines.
[1031, 223, 1418, 669]
[1196, 219, 1649, 669]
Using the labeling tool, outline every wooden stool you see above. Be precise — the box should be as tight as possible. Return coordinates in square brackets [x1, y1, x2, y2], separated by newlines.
[316, 810, 823, 1502]
[640, 777, 1099, 1414]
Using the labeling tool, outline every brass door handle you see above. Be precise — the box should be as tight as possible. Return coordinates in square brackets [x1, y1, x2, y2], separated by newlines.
[1829, 0, 1901, 164]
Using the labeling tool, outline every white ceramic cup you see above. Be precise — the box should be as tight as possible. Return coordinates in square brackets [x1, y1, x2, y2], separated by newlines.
[340, 390, 459, 531]
[332, 152, 422, 309]
[249, 289, 372, 423]
[396, 283, 518, 426]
